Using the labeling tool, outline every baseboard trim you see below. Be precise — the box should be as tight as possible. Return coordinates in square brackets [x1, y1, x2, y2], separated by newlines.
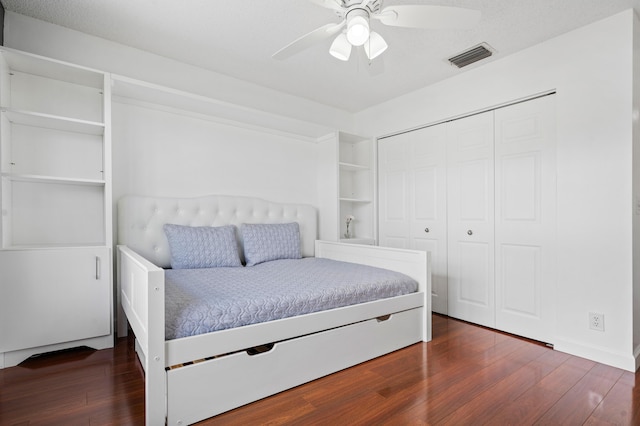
[554, 338, 637, 372]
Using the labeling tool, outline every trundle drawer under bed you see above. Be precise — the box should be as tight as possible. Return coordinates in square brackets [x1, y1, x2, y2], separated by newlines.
[166, 307, 423, 425]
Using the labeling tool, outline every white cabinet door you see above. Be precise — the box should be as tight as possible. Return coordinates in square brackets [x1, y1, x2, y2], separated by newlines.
[379, 126, 448, 314]
[494, 95, 556, 343]
[0, 247, 111, 352]
[447, 111, 496, 327]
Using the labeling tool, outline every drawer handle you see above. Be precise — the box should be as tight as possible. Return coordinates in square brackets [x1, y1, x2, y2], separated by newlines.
[247, 343, 275, 355]
[424, 228, 429, 233]
[377, 314, 391, 322]
[467, 230, 473, 236]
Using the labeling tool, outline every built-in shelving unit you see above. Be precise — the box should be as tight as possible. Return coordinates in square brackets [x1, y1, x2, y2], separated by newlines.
[0, 49, 109, 248]
[338, 132, 375, 245]
[0, 47, 113, 368]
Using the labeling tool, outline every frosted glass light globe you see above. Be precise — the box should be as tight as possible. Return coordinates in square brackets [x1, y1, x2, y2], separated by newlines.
[346, 14, 370, 46]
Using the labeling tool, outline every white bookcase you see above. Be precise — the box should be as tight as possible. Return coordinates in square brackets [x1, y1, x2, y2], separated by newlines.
[338, 132, 375, 245]
[0, 48, 113, 368]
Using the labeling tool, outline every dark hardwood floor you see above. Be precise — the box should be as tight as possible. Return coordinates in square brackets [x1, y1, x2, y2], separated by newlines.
[1, 314, 638, 425]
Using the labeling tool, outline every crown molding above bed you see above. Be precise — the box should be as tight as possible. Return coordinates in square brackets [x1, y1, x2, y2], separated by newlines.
[111, 74, 336, 142]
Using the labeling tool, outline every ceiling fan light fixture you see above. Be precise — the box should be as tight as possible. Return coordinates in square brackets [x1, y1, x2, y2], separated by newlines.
[364, 31, 387, 60]
[346, 9, 370, 46]
[329, 33, 352, 61]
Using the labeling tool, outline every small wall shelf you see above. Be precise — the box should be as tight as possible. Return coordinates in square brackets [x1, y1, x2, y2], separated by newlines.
[2, 109, 105, 135]
[1, 173, 105, 186]
[338, 197, 371, 203]
[339, 238, 375, 245]
[339, 162, 369, 172]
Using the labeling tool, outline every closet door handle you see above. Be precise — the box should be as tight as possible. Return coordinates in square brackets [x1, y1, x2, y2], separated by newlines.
[95, 256, 101, 280]
[467, 230, 473, 236]
[424, 228, 429, 233]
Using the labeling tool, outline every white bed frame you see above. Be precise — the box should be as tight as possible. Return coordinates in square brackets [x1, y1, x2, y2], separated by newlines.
[117, 194, 431, 425]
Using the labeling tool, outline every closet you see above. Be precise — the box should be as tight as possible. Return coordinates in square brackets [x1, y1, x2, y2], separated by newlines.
[379, 94, 556, 343]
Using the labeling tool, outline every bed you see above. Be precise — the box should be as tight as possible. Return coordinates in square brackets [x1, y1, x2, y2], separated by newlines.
[116, 194, 431, 425]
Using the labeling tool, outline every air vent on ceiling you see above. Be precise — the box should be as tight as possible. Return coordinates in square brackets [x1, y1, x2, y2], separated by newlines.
[448, 43, 494, 68]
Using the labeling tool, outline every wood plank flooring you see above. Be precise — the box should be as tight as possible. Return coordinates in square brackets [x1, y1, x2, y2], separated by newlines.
[1, 314, 638, 425]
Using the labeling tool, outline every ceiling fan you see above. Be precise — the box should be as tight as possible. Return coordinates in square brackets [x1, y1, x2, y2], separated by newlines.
[273, 0, 481, 62]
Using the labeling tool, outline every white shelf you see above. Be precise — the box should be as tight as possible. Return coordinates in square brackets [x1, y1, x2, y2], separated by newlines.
[2, 109, 105, 135]
[0, 47, 104, 89]
[1, 173, 105, 186]
[339, 197, 371, 203]
[339, 162, 369, 172]
[1, 243, 107, 250]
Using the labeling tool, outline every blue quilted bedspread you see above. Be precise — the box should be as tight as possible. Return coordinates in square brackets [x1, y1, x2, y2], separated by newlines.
[164, 257, 418, 340]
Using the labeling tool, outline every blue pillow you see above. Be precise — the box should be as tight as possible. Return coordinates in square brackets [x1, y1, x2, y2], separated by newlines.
[163, 224, 242, 269]
[241, 222, 302, 266]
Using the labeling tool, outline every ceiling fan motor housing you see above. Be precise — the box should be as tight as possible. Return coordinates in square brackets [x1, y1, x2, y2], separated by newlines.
[335, 0, 381, 17]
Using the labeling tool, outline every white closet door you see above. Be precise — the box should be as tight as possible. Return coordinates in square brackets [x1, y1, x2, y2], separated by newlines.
[379, 126, 448, 314]
[494, 95, 556, 343]
[447, 111, 495, 327]
[378, 133, 411, 249]
[408, 125, 448, 314]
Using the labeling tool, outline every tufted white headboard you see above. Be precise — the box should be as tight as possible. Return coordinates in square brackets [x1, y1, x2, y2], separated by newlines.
[118, 194, 318, 268]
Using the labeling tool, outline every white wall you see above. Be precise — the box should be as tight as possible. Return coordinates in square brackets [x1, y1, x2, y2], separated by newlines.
[112, 102, 318, 204]
[356, 10, 637, 370]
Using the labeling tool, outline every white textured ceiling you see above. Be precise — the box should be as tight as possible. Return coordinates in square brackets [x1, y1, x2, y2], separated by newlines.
[2, 0, 639, 112]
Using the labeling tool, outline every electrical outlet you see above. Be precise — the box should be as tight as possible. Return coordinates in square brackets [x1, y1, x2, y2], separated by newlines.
[589, 312, 604, 331]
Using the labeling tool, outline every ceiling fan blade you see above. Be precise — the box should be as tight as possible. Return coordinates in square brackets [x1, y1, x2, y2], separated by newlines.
[360, 0, 373, 9]
[273, 21, 346, 60]
[376, 5, 481, 29]
[307, 0, 344, 12]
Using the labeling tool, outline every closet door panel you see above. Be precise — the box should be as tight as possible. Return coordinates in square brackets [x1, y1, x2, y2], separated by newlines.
[500, 244, 540, 315]
[378, 135, 410, 249]
[413, 168, 437, 220]
[459, 159, 490, 221]
[379, 125, 448, 314]
[457, 241, 491, 305]
[501, 153, 539, 220]
[409, 125, 447, 314]
[447, 111, 495, 327]
[494, 95, 556, 343]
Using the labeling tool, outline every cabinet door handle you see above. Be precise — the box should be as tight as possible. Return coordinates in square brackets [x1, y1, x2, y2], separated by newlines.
[467, 230, 473, 236]
[424, 228, 429, 233]
[95, 256, 101, 280]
